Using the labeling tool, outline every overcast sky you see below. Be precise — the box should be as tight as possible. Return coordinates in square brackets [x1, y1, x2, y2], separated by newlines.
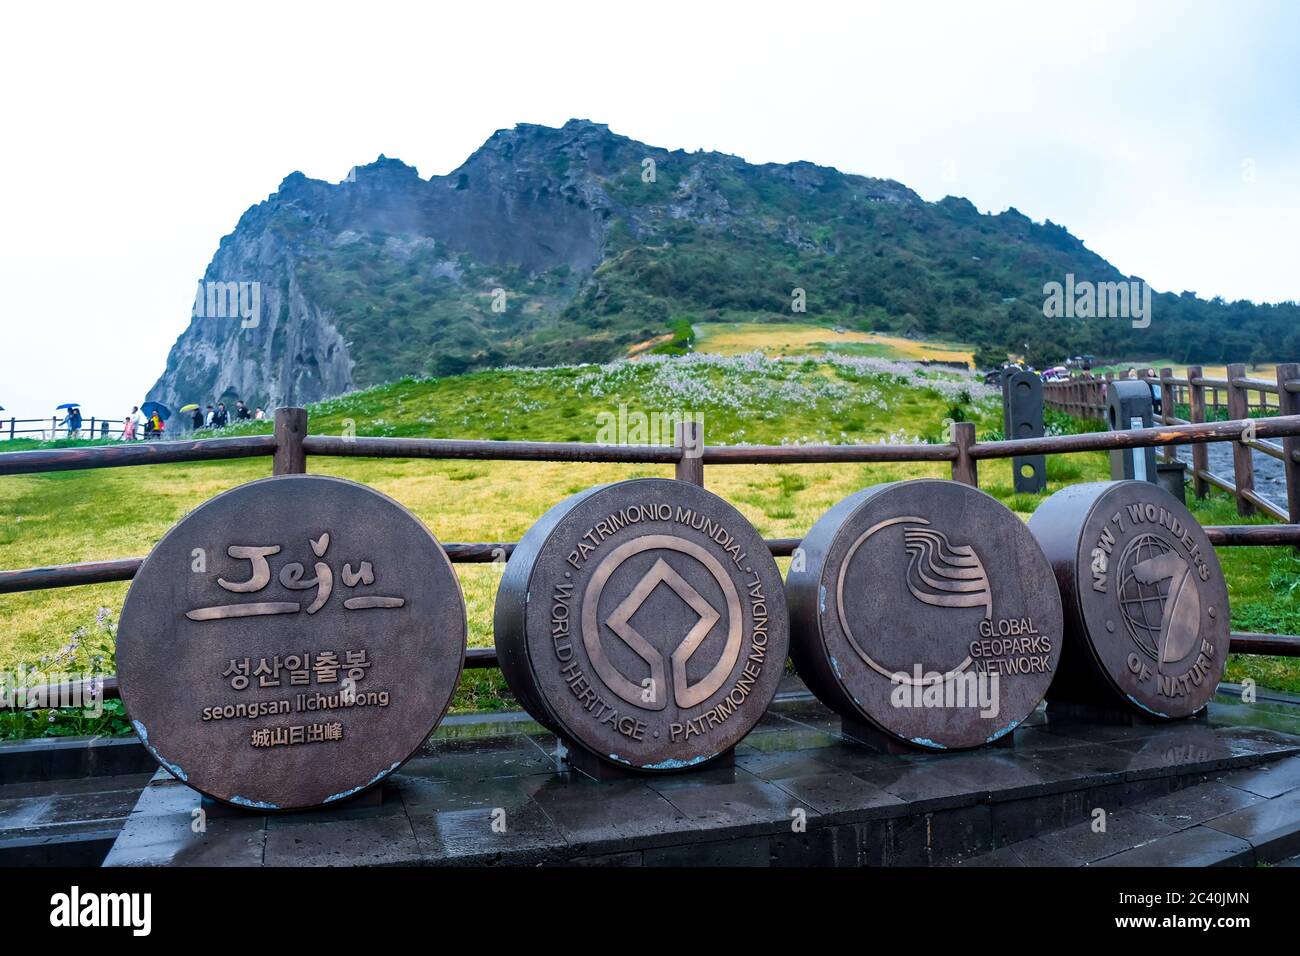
[1, 0, 1297, 421]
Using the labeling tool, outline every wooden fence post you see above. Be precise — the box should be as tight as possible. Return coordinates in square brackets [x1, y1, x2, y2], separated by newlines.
[951, 421, 978, 487]
[1277, 362, 1300, 527]
[273, 407, 308, 476]
[1225, 363, 1255, 516]
[674, 419, 704, 486]
[1187, 365, 1208, 499]
[1159, 368, 1175, 462]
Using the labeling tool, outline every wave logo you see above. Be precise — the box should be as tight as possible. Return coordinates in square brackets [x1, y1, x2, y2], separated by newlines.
[902, 524, 992, 620]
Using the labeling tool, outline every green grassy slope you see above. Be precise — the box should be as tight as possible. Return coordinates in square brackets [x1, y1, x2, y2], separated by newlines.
[2, 353, 1297, 738]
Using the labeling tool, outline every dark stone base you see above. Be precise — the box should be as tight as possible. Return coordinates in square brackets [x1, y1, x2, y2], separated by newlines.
[840, 716, 1016, 754]
[1046, 698, 1208, 726]
[104, 691, 1300, 867]
[555, 738, 735, 781]
[200, 784, 385, 819]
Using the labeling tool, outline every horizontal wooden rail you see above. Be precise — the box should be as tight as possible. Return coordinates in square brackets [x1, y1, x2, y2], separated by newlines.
[1241, 489, 1290, 522]
[6, 414, 1300, 478]
[301, 434, 683, 464]
[1244, 438, 1286, 460]
[1204, 525, 1300, 546]
[6, 525, 1300, 595]
[972, 414, 1300, 459]
[1226, 633, 1300, 657]
[701, 443, 956, 463]
[0, 435, 277, 476]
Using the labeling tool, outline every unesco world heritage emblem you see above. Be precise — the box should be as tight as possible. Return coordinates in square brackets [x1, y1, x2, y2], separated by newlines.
[786, 480, 1063, 750]
[1028, 480, 1229, 719]
[116, 475, 466, 810]
[494, 478, 788, 771]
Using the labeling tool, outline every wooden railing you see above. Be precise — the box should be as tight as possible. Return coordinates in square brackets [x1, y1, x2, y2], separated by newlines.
[1043, 362, 1300, 523]
[2, 416, 130, 442]
[4, 406, 1300, 704]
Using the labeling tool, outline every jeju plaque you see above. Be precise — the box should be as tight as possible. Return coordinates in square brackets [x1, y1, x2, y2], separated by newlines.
[1027, 480, 1229, 719]
[787, 479, 1063, 750]
[116, 475, 466, 810]
[494, 478, 788, 771]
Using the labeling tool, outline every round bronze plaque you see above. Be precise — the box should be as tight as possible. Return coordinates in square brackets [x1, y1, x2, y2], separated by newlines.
[495, 478, 788, 771]
[1027, 480, 1229, 719]
[787, 480, 1063, 750]
[117, 475, 466, 810]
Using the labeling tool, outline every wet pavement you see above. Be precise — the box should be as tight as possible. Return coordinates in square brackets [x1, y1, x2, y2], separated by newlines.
[102, 684, 1300, 867]
[1173, 443, 1289, 512]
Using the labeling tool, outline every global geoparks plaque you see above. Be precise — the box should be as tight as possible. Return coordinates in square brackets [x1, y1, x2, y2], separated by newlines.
[495, 478, 788, 771]
[787, 479, 1063, 749]
[117, 475, 466, 810]
[1027, 480, 1229, 719]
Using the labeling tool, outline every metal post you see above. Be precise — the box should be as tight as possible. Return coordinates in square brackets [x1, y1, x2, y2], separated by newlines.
[273, 407, 308, 476]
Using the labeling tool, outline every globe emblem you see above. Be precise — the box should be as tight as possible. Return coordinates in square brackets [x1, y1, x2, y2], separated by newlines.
[1117, 532, 1200, 665]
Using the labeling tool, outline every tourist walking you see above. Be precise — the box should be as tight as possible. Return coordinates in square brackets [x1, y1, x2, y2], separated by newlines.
[61, 406, 82, 440]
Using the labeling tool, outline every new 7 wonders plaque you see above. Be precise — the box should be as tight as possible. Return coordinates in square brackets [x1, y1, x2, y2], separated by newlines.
[117, 475, 466, 810]
[495, 478, 789, 771]
[1027, 480, 1229, 719]
[787, 480, 1063, 750]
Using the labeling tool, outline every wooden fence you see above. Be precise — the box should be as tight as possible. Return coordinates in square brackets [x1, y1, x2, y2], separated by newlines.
[1042, 362, 1300, 523]
[3, 416, 129, 442]
[3, 405, 1300, 705]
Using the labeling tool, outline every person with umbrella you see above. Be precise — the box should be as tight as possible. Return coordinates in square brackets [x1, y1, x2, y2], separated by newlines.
[57, 403, 82, 440]
[181, 403, 203, 431]
[141, 401, 171, 441]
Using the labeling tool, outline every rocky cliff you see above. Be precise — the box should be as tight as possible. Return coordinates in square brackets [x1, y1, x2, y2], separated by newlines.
[148, 119, 1300, 411]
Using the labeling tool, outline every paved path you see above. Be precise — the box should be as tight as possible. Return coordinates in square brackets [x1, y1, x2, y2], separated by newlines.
[1169, 442, 1290, 512]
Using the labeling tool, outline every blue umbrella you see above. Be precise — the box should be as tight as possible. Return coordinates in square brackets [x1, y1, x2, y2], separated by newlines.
[56, 403, 80, 410]
[141, 401, 171, 421]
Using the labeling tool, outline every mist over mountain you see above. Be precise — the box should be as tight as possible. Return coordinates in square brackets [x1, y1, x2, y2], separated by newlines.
[148, 119, 1300, 410]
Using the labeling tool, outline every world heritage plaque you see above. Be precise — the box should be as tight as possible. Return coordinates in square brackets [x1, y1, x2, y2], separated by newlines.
[116, 475, 466, 810]
[786, 479, 1063, 750]
[1027, 480, 1229, 719]
[494, 478, 788, 771]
